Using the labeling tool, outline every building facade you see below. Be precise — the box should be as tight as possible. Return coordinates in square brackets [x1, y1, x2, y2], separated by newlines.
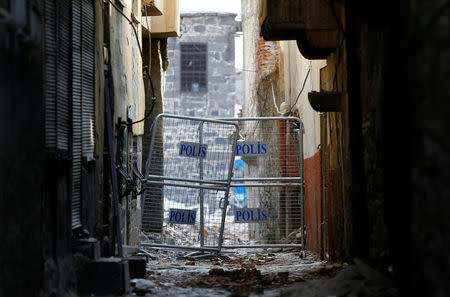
[244, 0, 450, 296]
[0, 0, 179, 295]
[164, 12, 237, 118]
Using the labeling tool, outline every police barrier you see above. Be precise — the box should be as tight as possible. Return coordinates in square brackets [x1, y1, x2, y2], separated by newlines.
[220, 117, 305, 251]
[141, 114, 238, 252]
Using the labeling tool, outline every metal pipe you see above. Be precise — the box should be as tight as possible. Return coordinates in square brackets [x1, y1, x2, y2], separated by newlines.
[230, 177, 302, 182]
[219, 116, 301, 121]
[158, 113, 241, 127]
[105, 77, 123, 257]
[141, 242, 220, 252]
[147, 174, 229, 186]
[145, 180, 228, 191]
[221, 244, 303, 249]
[219, 116, 305, 134]
[146, 176, 301, 184]
[218, 128, 239, 252]
[198, 122, 205, 247]
[230, 183, 302, 187]
[296, 128, 305, 253]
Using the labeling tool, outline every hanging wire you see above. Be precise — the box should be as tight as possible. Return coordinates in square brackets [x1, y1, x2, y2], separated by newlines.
[106, 0, 156, 125]
[287, 68, 311, 115]
[271, 81, 283, 115]
[144, 2, 151, 70]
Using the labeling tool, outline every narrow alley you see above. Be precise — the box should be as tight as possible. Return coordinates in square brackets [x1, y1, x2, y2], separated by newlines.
[1, 0, 450, 297]
[127, 247, 395, 297]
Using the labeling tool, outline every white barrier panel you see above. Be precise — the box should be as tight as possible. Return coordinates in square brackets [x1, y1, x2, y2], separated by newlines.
[141, 114, 238, 252]
[220, 117, 305, 250]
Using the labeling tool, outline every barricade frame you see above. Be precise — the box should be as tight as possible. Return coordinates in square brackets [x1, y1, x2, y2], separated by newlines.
[141, 114, 239, 253]
[219, 117, 306, 251]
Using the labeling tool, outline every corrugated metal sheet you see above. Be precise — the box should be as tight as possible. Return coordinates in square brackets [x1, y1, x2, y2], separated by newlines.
[71, 0, 96, 229]
[56, 0, 71, 150]
[44, 0, 71, 151]
[71, 0, 83, 229]
[44, 0, 57, 149]
[81, 0, 95, 160]
[45, 0, 95, 229]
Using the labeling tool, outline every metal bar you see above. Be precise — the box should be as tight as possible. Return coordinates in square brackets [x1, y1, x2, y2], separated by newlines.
[141, 242, 220, 252]
[219, 116, 301, 121]
[105, 77, 123, 257]
[221, 244, 303, 249]
[218, 128, 238, 252]
[145, 180, 228, 191]
[220, 116, 305, 136]
[221, 117, 304, 134]
[296, 128, 305, 252]
[285, 125, 290, 238]
[198, 122, 205, 247]
[230, 177, 302, 182]
[230, 183, 302, 187]
[147, 174, 229, 186]
[159, 113, 241, 128]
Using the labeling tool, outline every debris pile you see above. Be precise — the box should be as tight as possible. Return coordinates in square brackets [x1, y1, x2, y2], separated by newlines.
[129, 248, 341, 296]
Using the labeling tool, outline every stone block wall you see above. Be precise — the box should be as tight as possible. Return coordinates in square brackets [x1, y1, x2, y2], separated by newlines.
[164, 12, 237, 118]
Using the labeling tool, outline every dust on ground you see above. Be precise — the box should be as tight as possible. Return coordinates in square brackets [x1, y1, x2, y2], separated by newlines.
[129, 247, 344, 296]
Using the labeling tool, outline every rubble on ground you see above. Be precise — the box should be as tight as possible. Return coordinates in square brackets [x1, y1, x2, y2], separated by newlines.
[128, 248, 342, 296]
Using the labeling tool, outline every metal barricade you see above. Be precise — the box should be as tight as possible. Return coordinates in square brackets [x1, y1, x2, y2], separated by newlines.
[220, 117, 305, 250]
[141, 114, 238, 252]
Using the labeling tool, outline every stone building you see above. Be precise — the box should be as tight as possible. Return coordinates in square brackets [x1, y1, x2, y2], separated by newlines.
[140, 12, 239, 234]
[158, 12, 238, 194]
[163, 12, 237, 118]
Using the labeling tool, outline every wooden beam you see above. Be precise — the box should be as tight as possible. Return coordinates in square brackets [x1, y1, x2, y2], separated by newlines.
[142, 0, 163, 16]
[143, 0, 179, 38]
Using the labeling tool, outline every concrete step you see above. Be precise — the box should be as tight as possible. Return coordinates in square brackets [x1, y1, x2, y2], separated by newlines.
[126, 256, 147, 279]
[73, 237, 100, 260]
[77, 257, 130, 296]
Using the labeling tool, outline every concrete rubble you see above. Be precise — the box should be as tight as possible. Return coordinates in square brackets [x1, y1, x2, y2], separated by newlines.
[125, 247, 397, 297]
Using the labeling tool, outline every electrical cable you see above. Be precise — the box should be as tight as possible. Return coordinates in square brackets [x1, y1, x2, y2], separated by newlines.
[271, 82, 282, 115]
[144, 4, 151, 70]
[287, 68, 310, 115]
[107, 0, 156, 125]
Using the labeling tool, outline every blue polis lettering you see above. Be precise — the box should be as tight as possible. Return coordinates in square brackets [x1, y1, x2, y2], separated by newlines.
[179, 142, 208, 158]
[235, 142, 268, 156]
[169, 208, 196, 225]
[234, 208, 268, 223]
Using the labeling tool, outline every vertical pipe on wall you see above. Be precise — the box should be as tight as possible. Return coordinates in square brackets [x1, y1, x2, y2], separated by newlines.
[105, 76, 123, 257]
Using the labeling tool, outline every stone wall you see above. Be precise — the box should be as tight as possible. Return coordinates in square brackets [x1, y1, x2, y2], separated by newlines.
[164, 12, 237, 118]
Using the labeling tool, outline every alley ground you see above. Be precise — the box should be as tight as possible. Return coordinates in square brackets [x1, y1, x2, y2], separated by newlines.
[127, 248, 398, 297]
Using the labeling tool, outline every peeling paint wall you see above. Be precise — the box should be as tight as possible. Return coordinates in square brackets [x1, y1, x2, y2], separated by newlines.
[242, 0, 326, 254]
[108, 0, 146, 246]
[109, 0, 145, 135]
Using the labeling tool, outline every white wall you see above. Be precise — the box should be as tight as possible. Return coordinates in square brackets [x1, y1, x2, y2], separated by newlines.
[280, 41, 326, 159]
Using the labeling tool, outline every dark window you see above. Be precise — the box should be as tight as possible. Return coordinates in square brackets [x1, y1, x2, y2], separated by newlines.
[180, 43, 207, 93]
